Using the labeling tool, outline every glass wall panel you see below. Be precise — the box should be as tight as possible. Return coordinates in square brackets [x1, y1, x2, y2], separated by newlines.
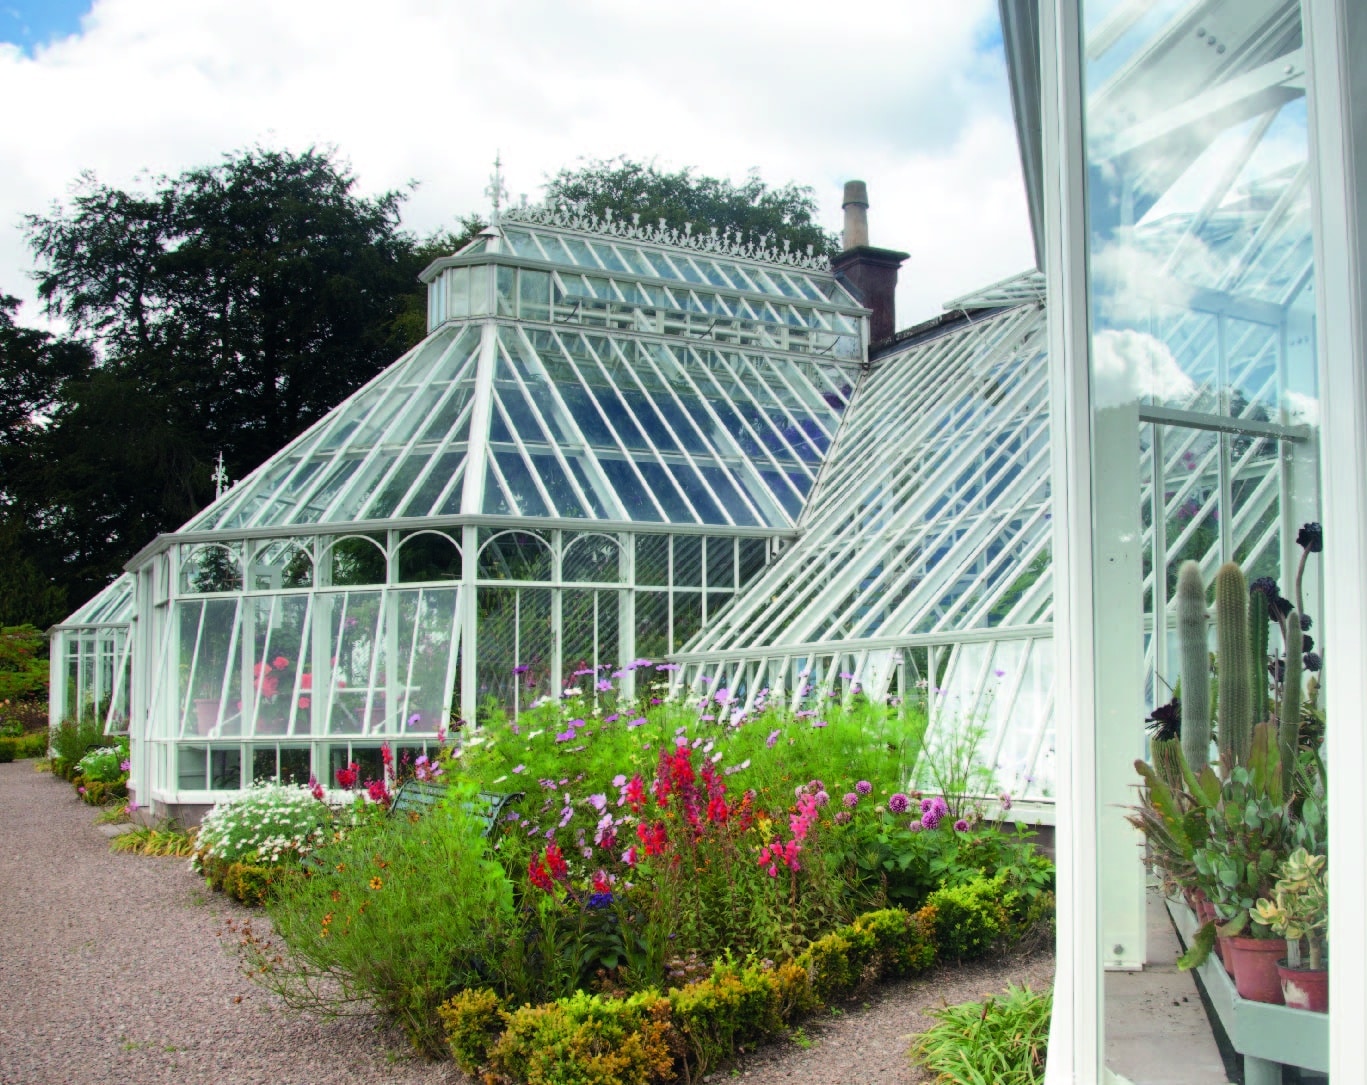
[1080, 0, 1323, 1076]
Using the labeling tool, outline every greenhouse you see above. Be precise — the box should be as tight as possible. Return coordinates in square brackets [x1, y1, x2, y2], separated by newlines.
[46, 573, 134, 735]
[109, 203, 876, 814]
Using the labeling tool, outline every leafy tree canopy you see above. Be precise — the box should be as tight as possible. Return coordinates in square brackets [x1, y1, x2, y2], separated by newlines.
[543, 157, 839, 258]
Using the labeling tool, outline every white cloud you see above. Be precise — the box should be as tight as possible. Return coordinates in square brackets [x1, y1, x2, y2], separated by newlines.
[0, 0, 1034, 333]
[1092, 328, 1197, 408]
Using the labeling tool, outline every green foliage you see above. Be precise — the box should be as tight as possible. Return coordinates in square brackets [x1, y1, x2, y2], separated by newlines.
[253, 793, 515, 1055]
[0, 626, 48, 700]
[486, 989, 677, 1085]
[110, 822, 198, 857]
[849, 907, 938, 978]
[439, 988, 508, 1076]
[48, 715, 107, 778]
[910, 983, 1051, 1085]
[924, 877, 1007, 962]
[1214, 562, 1252, 770]
[795, 927, 877, 1004]
[200, 856, 283, 906]
[74, 742, 128, 783]
[544, 157, 839, 259]
[0, 741, 12, 763]
[1176, 561, 1211, 769]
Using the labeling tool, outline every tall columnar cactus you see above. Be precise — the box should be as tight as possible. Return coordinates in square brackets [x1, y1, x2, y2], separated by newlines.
[1215, 562, 1253, 772]
[1248, 587, 1270, 724]
[1279, 611, 1303, 792]
[1176, 561, 1211, 770]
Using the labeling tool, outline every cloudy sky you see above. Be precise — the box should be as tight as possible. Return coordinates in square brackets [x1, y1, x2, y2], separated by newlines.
[1, 0, 1035, 335]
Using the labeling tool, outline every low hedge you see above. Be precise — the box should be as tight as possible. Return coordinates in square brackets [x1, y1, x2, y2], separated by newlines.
[199, 854, 292, 906]
[0, 733, 48, 761]
[440, 876, 1025, 1085]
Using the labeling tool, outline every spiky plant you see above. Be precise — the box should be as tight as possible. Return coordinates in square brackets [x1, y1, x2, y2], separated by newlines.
[1176, 562, 1211, 771]
[1214, 563, 1252, 773]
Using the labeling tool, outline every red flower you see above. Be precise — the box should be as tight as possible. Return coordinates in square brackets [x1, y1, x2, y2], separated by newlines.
[544, 843, 569, 881]
[592, 869, 612, 894]
[335, 762, 359, 789]
[624, 773, 646, 814]
[380, 742, 393, 768]
[706, 795, 729, 824]
[271, 655, 290, 670]
[299, 673, 313, 691]
[366, 779, 392, 807]
[527, 853, 554, 893]
[298, 696, 311, 709]
[307, 775, 325, 802]
[636, 821, 667, 857]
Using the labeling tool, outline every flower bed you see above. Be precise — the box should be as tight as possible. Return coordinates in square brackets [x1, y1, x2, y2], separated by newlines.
[225, 670, 1054, 1067]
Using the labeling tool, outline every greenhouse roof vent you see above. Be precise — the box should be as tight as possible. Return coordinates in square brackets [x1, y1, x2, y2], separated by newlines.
[832, 180, 908, 346]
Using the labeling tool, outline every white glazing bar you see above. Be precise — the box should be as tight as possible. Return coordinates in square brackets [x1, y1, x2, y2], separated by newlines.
[460, 323, 501, 516]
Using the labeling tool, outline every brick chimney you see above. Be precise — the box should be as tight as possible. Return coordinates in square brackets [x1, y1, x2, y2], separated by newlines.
[830, 181, 908, 346]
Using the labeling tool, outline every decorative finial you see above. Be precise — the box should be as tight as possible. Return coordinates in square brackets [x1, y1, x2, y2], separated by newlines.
[212, 451, 229, 501]
[485, 152, 509, 225]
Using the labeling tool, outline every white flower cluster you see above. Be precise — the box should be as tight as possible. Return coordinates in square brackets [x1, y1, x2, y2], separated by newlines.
[194, 782, 333, 870]
[76, 745, 128, 781]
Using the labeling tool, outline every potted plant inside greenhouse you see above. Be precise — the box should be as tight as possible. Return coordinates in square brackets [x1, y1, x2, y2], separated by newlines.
[1131, 525, 1327, 1007]
[1252, 847, 1328, 1012]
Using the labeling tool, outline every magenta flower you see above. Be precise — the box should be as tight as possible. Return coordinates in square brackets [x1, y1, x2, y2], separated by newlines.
[954, 819, 970, 832]
[842, 792, 859, 808]
[855, 780, 872, 796]
[888, 793, 910, 814]
[766, 729, 781, 748]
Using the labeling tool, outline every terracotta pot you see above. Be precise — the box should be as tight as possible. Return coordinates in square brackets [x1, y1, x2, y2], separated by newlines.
[194, 698, 221, 735]
[1217, 935, 1234, 975]
[1226, 936, 1286, 1003]
[1278, 961, 1328, 1012]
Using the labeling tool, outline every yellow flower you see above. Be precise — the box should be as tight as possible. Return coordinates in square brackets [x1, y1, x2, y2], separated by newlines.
[369, 876, 383, 890]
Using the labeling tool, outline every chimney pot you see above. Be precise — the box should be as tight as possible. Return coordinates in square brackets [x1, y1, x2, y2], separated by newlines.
[842, 179, 870, 250]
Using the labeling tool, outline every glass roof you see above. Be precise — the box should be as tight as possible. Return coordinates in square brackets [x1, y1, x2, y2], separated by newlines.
[689, 297, 1052, 654]
[53, 573, 135, 629]
[182, 218, 860, 536]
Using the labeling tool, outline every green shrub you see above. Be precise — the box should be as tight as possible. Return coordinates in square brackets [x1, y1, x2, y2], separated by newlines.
[910, 983, 1051, 1085]
[439, 988, 508, 1076]
[16, 731, 47, 758]
[75, 743, 129, 783]
[485, 989, 677, 1085]
[199, 856, 284, 906]
[0, 739, 13, 763]
[50, 717, 106, 779]
[924, 876, 1007, 962]
[78, 776, 128, 805]
[255, 793, 515, 1056]
[795, 925, 877, 1004]
[669, 958, 788, 1075]
[851, 906, 938, 978]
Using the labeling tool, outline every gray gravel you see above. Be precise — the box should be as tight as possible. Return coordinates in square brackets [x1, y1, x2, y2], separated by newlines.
[0, 760, 1054, 1085]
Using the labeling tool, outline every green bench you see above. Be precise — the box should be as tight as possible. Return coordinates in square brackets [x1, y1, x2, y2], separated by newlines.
[301, 782, 522, 872]
[388, 779, 524, 836]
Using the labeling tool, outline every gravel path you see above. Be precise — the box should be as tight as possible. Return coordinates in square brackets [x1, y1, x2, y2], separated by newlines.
[0, 760, 1053, 1085]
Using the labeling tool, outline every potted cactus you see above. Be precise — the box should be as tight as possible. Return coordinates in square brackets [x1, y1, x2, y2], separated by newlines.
[1251, 848, 1328, 1011]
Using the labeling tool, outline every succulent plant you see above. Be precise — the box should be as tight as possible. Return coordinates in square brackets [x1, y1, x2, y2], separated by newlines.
[1214, 563, 1252, 773]
[1176, 562, 1211, 771]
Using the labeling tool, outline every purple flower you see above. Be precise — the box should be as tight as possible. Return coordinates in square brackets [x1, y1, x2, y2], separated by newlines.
[512, 764, 525, 774]
[842, 792, 859, 808]
[855, 780, 872, 796]
[954, 819, 970, 832]
[811, 718, 828, 728]
[627, 717, 647, 728]
[908, 820, 924, 833]
[119, 759, 131, 773]
[814, 790, 830, 807]
[766, 730, 781, 748]
[555, 730, 575, 743]
[595, 679, 613, 692]
[513, 664, 531, 675]
[921, 810, 943, 830]
[999, 792, 1012, 811]
[833, 810, 852, 825]
[587, 793, 608, 812]
[407, 712, 422, 727]
[888, 793, 910, 814]
[587, 891, 614, 909]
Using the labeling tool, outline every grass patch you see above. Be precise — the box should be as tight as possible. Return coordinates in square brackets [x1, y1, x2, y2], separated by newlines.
[110, 822, 198, 857]
[909, 983, 1050, 1085]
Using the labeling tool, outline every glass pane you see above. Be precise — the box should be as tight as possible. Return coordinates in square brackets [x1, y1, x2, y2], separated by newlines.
[635, 535, 669, 587]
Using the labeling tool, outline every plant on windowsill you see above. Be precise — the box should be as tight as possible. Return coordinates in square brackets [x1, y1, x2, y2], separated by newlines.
[1250, 847, 1328, 1011]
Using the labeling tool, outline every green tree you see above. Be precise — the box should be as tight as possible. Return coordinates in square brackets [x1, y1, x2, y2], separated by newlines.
[543, 157, 839, 258]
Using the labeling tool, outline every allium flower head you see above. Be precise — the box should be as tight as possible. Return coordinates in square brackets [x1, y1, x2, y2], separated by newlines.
[842, 792, 859, 808]
[954, 819, 970, 832]
[855, 780, 872, 796]
[888, 792, 910, 814]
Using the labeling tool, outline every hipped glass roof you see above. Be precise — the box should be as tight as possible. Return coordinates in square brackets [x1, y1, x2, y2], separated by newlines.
[182, 215, 863, 536]
[689, 278, 1052, 655]
[51, 573, 135, 629]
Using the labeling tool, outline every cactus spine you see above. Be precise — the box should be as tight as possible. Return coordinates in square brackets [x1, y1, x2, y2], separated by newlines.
[1215, 562, 1253, 771]
[1249, 588, 1269, 724]
[1176, 561, 1211, 770]
[1280, 610, 1303, 792]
